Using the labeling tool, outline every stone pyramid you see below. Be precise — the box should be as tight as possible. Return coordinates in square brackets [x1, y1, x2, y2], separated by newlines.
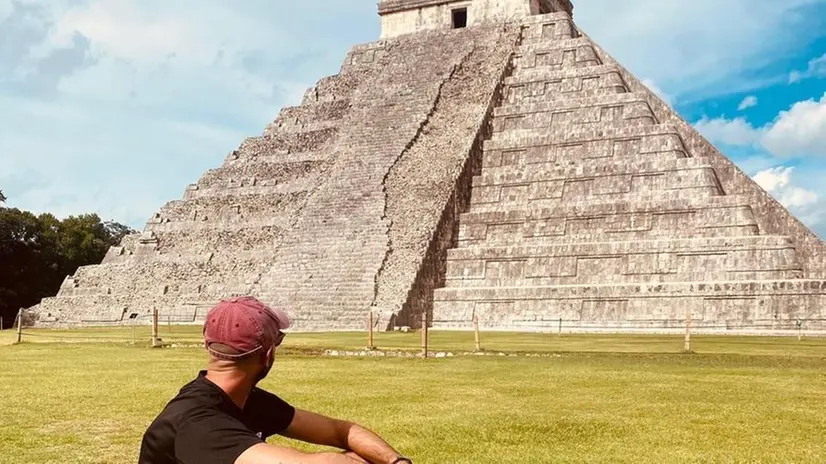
[32, 0, 825, 334]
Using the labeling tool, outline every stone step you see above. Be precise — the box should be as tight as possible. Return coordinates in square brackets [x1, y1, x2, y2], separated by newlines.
[37, 296, 130, 323]
[300, 71, 366, 105]
[264, 100, 352, 135]
[224, 151, 330, 166]
[470, 159, 721, 210]
[183, 177, 321, 201]
[37, 294, 229, 325]
[103, 247, 274, 266]
[147, 216, 292, 235]
[145, 225, 287, 256]
[474, 156, 712, 187]
[484, 124, 689, 167]
[264, 116, 341, 137]
[234, 128, 338, 160]
[486, 121, 681, 151]
[150, 192, 307, 225]
[493, 92, 657, 134]
[469, 187, 720, 213]
[505, 64, 629, 105]
[189, 159, 331, 193]
[341, 41, 391, 73]
[444, 236, 803, 287]
[448, 236, 797, 259]
[519, 12, 577, 44]
[432, 279, 826, 330]
[458, 196, 761, 246]
[61, 262, 263, 299]
[514, 37, 601, 71]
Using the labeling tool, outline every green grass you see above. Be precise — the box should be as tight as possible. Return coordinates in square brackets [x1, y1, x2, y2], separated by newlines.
[1, 334, 825, 463]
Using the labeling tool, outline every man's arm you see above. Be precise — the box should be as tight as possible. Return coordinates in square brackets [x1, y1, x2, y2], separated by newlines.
[281, 409, 406, 464]
[236, 443, 364, 464]
[174, 412, 362, 464]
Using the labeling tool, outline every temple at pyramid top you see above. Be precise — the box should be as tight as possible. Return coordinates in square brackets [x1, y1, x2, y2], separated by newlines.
[378, 0, 574, 37]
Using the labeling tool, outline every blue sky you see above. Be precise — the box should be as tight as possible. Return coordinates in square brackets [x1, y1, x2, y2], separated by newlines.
[1, 0, 825, 238]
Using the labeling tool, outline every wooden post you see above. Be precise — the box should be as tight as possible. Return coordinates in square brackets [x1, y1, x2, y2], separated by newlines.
[16, 309, 23, 344]
[152, 308, 160, 348]
[367, 311, 375, 350]
[684, 307, 692, 353]
[421, 312, 428, 358]
[473, 315, 481, 352]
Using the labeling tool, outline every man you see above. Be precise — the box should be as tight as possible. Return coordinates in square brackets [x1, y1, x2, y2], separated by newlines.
[139, 296, 412, 464]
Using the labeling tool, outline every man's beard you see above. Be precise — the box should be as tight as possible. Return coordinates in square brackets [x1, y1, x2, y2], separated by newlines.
[255, 358, 274, 384]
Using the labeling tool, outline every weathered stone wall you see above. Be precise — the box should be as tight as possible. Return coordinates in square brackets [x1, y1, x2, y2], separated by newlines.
[252, 24, 521, 330]
[580, 32, 826, 279]
[31, 39, 379, 326]
[379, 0, 569, 39]
[431, 11, 826, 334]
[375, 25, 520, 328]
[31, 22, 521, 331]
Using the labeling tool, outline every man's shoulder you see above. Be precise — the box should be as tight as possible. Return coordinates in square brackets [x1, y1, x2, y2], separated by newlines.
[142, 375, 221, 439]
[248, 386, 293, 410]
[243, 387, 296, 439]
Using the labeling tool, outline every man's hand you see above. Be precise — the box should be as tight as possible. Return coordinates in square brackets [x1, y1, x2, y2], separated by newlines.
[236, 443, 365, 464]
[281, 409, 406, 464]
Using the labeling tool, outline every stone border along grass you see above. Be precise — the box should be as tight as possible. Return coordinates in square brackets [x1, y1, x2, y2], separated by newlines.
[155, 342, 563, 358]
[322, 349, 565, 358]
[151, 339, 608, 359]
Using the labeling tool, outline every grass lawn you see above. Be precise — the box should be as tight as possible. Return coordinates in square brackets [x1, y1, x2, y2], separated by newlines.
[1, 336, 825, 463]
[4, 325, 826, 357]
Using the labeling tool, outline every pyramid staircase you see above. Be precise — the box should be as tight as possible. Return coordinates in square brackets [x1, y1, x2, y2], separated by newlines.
[432, 13, 826, 333]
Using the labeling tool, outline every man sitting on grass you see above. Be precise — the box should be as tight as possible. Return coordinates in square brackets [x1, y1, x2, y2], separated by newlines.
[139, 296, 412, 464]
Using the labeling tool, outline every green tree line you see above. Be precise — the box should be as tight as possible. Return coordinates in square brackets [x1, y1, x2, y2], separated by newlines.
[0, 192, 135, 328]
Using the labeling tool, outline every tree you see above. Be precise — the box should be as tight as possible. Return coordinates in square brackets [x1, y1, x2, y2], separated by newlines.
[0, 190, 6, 204]
[0, 209, 61, 327]
[0, 209, 136, 328]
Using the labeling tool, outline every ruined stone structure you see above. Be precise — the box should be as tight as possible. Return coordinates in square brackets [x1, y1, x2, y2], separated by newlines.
[31, 0, 826, 333]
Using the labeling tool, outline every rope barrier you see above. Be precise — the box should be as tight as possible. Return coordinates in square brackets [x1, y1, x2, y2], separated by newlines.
[12, 310, 825, 355]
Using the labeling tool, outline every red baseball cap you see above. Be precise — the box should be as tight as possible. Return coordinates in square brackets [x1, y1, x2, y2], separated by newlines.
[203, 296, 291, 360]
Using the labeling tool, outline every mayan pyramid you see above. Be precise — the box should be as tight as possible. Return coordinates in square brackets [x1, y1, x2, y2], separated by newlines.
[32, 0, 826, 333]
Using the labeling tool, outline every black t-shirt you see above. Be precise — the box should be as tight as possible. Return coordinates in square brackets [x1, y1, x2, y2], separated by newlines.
[139, 371, 296, 464]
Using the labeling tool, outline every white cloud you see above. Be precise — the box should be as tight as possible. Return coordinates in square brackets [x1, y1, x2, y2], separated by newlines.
[694, 93, 826, 158]
[789, 53, 826, 83]
[0, 0, 378, 228]
[694, 116, 763, 146]
[575, 0, 826, 101]
[52, 2, 195, 64]
[753, 166, 794, 192]
[762, 93, 826, 157]
[737, 95, 758, 110]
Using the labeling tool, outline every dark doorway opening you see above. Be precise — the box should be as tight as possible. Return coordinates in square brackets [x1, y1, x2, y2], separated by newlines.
[452, 8, 468, 28]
